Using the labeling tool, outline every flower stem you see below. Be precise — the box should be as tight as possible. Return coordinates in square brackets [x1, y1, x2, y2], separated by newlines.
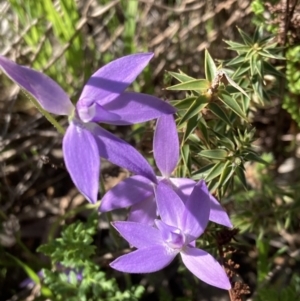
[22, 90, 66, 134]
[47, 202, 100, 242]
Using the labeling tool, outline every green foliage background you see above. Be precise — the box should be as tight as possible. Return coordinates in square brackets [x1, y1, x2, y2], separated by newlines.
[1, 0, 300, 301]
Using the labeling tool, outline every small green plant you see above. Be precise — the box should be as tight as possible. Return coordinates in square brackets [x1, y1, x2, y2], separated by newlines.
[37, 212, 144, 301]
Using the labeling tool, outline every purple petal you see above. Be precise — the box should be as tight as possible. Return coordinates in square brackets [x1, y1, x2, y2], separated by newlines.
[63, 121, 99, 203]
[169, 177, 196, 201]
[180, 246, 231, 290]
[112, 221, 162, 248]
[76, 97, 120, 123]
[170, 178, 232, 227]
[80, 53, 154, 105]
[99, 175, 154, 212]
[155, 181, 185, 228]
[181, 180, 210, 240]
[209, 195, 233, 228]
[127, 196, 157, 226]
[0, 56, 73, 115]
[101, 92, 176, 125]
[155, 220, 185, 249]
[90, 124, 156, 182]
[110, 245, 177, 273]
[154, 115, 179, 177]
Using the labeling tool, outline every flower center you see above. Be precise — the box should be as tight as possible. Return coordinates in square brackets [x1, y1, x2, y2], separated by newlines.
[155, 219, 186, 250]
[76, 97, 96, 123]
[165, 227, 185, 249]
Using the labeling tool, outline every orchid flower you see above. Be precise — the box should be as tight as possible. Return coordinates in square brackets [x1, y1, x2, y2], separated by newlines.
[110, 181, 231, 290]
[0, 53, 176, 203]
[99, 114, 232, 228]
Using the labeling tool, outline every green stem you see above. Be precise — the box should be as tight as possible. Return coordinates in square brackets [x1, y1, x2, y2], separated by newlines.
[22, 90, 66, 134]
[99, 176, 120, 249]
[124, 272, 132, 290]
[47, 202, 100, 241]
[106, 211, 120, 249]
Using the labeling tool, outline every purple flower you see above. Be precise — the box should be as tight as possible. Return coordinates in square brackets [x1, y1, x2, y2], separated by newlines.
[110, 181, 231, 290]
[99, 114, 232, 227]
[0, 53, 176, 203]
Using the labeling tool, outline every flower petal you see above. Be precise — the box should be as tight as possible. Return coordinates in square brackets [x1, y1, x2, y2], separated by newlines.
[80, 53, 154, 105]
[90, 124, 156, 182]
[170, 178, 232, 227]
[101, 92, 176, 125]
[0, 56, 73, 115]
[127, 196, 157, 226]
[155, 181, 185, 228]
[63, 121, 99, 203]
[169, 177, 196, 201]
[209, 195, 233, 228]
[99, 175, 154, 212]
[181, 180, 210, 240]
[180, 246, 231, 290]
[110, 245, 177, 273]
[76, 98, 120, 123]
[154, 115, 179, 177]
[155, 220, 185, 249]
[112, 221, 162, 248]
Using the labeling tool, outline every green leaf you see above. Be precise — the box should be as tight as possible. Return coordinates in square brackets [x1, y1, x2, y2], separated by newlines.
[228, 45, 251, 52]
[123, 0, 139, 53]
[221, 70, 250, 98]
[259, 50, 285, 60]
[199, 149, 228, 160]
[218, 160, 235, 187]
[244, 151, 268, 164]
[257, 239, 270, 283]
[240, 94, 250, 114]
[260, 35, 277, 44]
[183, 114, 199, 142]
[167, 71, 196, 83]
[207, 102, 232, 126]
[212, 131, 236, 150]
[167, 79, 209, 91]
[218, 92, 248, 120]
[249, 53, 257, 76]
[173, 97, 197, 110]
[205, 161, 226, 182]
[68, 270, 78, 285]
[191, 163, 215, 180]
[44, 0, 69, 40]
[5, 252, 41, 285]
[263, 42, 282, 50]
[237, 27, 253, 45]
[252, 79, 264, 104]
[232, 64, 250, 78]
[181, 144, 191, 176]
[253, 26, 263, 43]
[205, 49, 217, 82]
[223, 40, 246, 48]
[255, 58, 263, 78]
[178, 95, 208, 125]
[226, 54, 247, 66]
[224, 40, 250, 52]
[235, 165, 247, 189]
[197, 120, 209, 146]
[263, 61, 284, 77]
